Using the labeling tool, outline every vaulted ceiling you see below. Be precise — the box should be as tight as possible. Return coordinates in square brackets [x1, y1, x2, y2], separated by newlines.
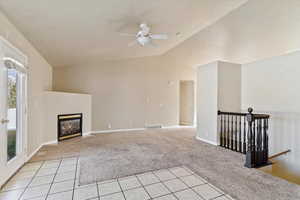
[0, 0, 247, 67]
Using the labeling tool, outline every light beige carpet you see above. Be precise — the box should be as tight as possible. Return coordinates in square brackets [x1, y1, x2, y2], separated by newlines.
[78, 128, 300, 200]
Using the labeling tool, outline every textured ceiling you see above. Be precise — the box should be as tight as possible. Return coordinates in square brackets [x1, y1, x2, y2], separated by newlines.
[0, 0, 247, 67]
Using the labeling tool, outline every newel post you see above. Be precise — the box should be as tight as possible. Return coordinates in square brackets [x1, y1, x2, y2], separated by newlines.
[245, 107, 255, 168]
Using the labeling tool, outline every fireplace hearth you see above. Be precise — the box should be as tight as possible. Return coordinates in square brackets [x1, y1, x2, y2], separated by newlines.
[58, 113, 82, 141]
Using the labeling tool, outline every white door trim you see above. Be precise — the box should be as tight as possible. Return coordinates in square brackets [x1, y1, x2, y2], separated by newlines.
[0, 37, 28, 187]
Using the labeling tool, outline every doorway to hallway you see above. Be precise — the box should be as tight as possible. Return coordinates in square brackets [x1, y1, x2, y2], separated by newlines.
[179, 80, 195, 126]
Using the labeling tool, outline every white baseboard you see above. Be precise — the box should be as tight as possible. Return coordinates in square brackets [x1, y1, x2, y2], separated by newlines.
[164, 125, 196, 129]
[0, 140, 58, 188]
[179, 122, 194, 126]
[163, 125, 182, 129]
[1, 139, 53, 187]
[90, 125, 196, 135]
[43, 140, 58, 145]
[25, 140, 57, 162]
[26, 144, 43, 163]
[195, 136, 219, 146]
[91, 128, 146, 135]
[82, 132, 92, 136]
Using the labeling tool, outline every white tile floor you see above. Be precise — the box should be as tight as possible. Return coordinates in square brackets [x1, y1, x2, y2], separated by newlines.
[0, 157, 236, 200]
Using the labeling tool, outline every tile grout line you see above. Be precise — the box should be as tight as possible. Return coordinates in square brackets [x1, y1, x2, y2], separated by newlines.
[168, 167, 206, 200]
[1, 171, 35, 192]
[22, 158, 85, 198]
[45, 159, 63, 199]
[9, 160, 233, 200]
[168, 167, 227, 200]
[2, 157, 79, 199]
[17, 161, 45, 200]
[116, 178, 127, 200]
[134, 174, 153, 200]
[94, 164, 101, 200]
[72, 157, 80, 200]
[43, 164, 209, 198]
[180, 166, 232, 200]
[6, 169, 76, 193]
[43, 158, 80, 199]
[152, 166, 224, 200]
[95, 166, 210, 200]
[95, 182, 100, 200]
[151, 170, 180, 200]
[28, 158, 77, 199]
[207, 183, 230, 200]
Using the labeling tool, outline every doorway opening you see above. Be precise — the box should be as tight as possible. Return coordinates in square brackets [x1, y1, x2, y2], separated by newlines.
[179, 80, 195, 126]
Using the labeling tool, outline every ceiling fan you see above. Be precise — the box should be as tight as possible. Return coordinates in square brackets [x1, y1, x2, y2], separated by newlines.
[120, 23, 168, 47]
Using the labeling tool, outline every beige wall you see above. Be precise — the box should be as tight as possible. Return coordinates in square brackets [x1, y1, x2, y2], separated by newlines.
[0, 11, 53, 156]
[43, 91, 92, 142]
[53, 56, 196, 131]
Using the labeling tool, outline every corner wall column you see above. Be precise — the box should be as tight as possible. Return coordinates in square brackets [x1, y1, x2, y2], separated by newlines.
[196, 61, 241, 145]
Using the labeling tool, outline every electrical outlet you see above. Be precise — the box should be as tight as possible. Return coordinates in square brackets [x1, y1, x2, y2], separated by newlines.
[168, 81, 174, 86]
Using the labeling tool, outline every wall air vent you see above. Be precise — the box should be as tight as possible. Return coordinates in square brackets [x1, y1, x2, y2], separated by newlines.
[145, 124, 163, 129]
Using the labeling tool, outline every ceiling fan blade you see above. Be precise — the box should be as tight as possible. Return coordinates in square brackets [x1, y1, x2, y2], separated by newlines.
[128, 40, 138, 47]
[151, 34, 168, 40]
[120, 33, 136, 37]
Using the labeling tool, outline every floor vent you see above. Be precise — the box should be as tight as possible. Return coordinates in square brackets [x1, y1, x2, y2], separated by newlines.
[145, 124, 162, 129]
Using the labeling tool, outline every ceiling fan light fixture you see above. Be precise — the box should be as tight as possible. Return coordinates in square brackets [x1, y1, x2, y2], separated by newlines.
[122, 23, 168, 47]
[139, 23, 150, 35]
[137, 36, 150, 46]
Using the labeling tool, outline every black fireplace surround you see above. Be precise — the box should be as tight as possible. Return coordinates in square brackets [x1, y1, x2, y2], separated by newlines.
[57, 113, 82, 141]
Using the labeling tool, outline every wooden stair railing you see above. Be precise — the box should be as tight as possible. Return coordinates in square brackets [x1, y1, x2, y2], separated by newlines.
[218, 108, 270, 168]
[218, 110, 247, 154]
[269, 150, 291, 160]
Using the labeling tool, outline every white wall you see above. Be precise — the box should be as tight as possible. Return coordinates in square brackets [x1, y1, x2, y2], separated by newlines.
[218, 62, 241, 112]
[197, 62, 219, 144]
[242, 50, 300, 174]
[242, 51, 300, 112]
[0, 11, 53, 157]
[43, 91, 92, 142]
[197, 61, 241, 145]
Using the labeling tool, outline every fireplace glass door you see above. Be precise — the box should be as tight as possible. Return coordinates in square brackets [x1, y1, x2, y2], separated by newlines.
[58, 113, 82, 141]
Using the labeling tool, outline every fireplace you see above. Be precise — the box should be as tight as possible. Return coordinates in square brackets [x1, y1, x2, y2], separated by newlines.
[57, 113, 82, 141]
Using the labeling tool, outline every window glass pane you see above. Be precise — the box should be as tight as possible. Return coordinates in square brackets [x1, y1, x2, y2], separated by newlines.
[7, 68, 18, 161]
